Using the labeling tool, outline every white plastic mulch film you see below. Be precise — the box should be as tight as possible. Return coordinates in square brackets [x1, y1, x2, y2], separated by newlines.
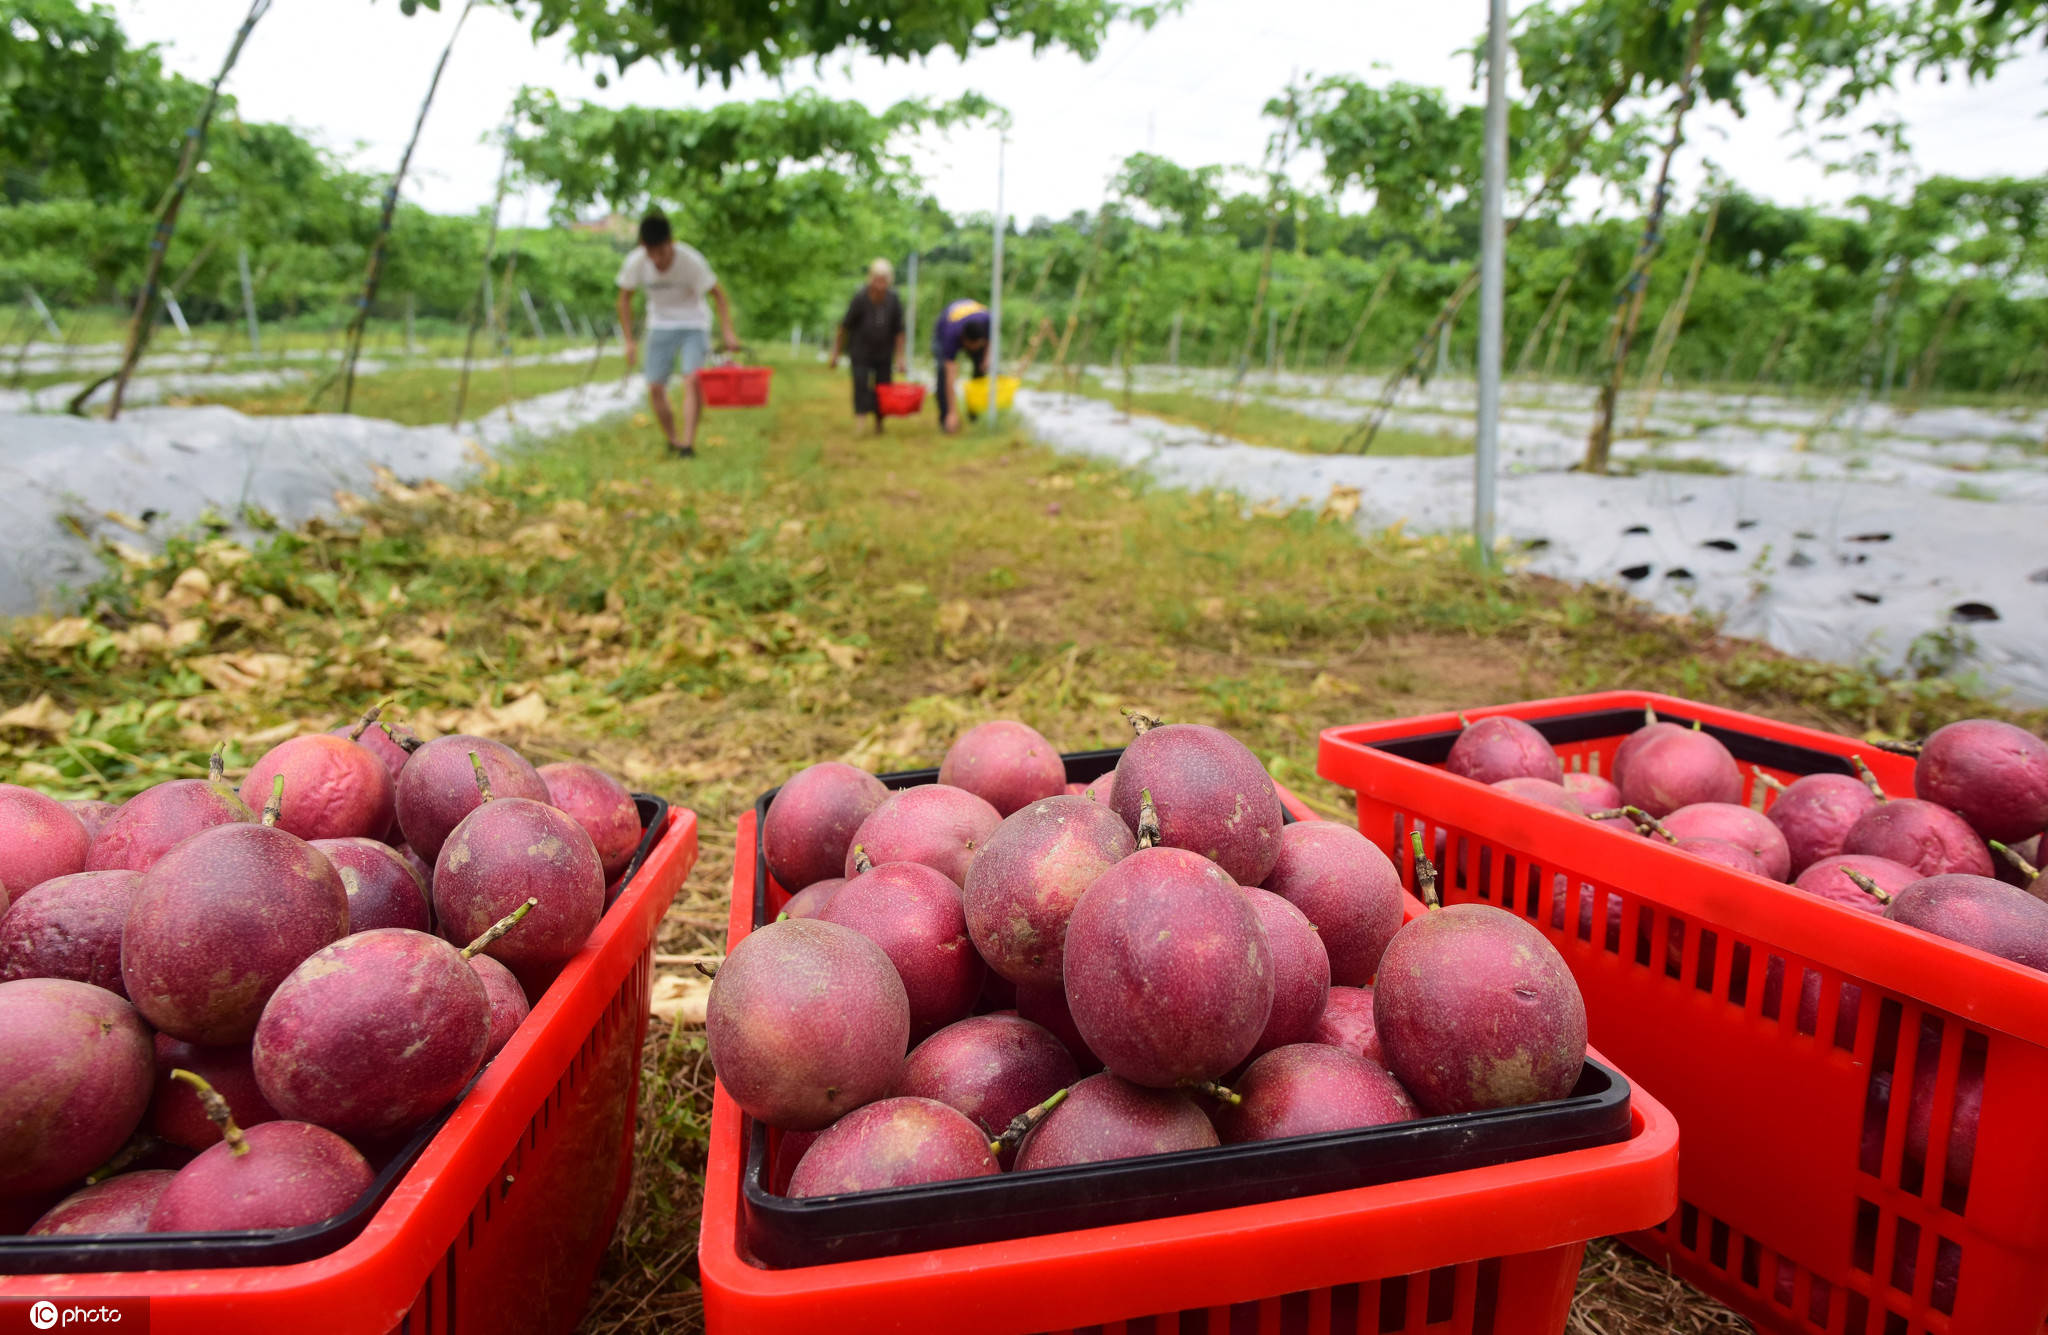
[1015, 371, 2048, 705]
[0, 374, 640, 618]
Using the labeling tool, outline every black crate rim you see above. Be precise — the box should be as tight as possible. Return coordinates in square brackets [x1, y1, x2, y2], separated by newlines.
[0, 793, 669, 1275]
[742, 752, 1631, 1269]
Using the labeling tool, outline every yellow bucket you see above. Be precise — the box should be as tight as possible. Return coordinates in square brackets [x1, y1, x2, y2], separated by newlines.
[963, 375, 1020, 414]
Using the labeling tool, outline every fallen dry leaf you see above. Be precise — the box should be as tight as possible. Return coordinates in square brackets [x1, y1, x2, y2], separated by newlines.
[451, 691, 550, 737]
[111, 624, 169, 656]
[1322, 485, 1362, 523]
[34, 618, 96, 650]
[1311, 672, 1363, 698]
[106, 540, 154, 569]
[510, 522, 578, 560]
[240, 720, 301, 748]
[162, 567, 214, 611]
[842, 714, 936, 771]
[189, 652, 302, 694]
[0, 694, 74, 736]
[935, 600, 974, 636]
[650, 972, 711, 1025]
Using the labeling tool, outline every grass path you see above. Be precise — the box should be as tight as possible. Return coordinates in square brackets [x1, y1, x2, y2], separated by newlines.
[1, 357, 2027, 1333]
[1051, 372, 1472, 456]
[183, 350, 628, 424]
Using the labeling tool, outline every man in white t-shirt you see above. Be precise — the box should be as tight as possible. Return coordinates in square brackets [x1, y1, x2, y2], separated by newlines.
[616, 212, 739, 458]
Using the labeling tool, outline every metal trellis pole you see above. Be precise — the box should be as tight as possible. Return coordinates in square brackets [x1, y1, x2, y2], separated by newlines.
[25, 287, 61, 339]
[1474, 0, 1509, 565]
[988, 134, 1007, 430]
[905, 251, 919, 378]
[237, 247, 262, 354]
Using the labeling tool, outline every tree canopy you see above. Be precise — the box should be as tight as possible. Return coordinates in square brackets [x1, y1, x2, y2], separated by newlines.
[3, 0, 2044, 405]
[1508, 0, 2048, 152]
[402, 0, 1174, 84]
[1, 0, 207, 203]
[508, 90, 1000, 214]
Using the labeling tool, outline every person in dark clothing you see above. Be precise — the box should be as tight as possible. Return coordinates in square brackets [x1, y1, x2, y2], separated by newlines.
[828, 259, 906, 433]
[931, 298, 990, 433]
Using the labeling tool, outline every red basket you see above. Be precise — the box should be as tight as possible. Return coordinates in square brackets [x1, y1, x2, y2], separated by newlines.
[698, 794, 1679, 1335]
[1319, 691, 2048, 1335]
[0, 807, 700, 1335]
[696, 363, 773, 408]
[873, 382, 925, 416]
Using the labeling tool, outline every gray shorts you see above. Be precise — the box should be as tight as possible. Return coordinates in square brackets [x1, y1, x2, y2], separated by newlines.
[644, 326, 709, 385]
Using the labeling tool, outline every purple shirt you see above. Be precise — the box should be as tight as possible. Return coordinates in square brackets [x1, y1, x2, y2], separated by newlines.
[932, 299, 990, 360]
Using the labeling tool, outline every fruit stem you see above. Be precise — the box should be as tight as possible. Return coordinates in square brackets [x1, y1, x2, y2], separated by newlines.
[1137, 788, 1161, 850]
[260, 774, 285, 828]
[1875, 737, 1923, 758]
[170, 1069, 247, 1157]
[1850, 756, 1888, 802]
[1179, 1078, 1242, 1106]
[1585, 806, 1673, 840]
[1457, 712, 1472, 727]
[468, 750, 493, 803]
[989, 1085, 1070, 1155]
[348, 697, 395, 742]
[1842, 867, 1894, 907]
[1990, 841, 2040, 881]
[462, 897, 537, 959]
[1121, 707, 1163, 735]
[85, 1131, 164, 1185]
[208, 743, 226, 784]
[693, 961, 719, 980]
[1626, 807, 1675, 841]
[1410, 829, 1441, 910]
[378, 720, 423, 753]
[1644, 705, 1658, 727]
[850, 844, 874, 874]
[1751, 768, 1787, 794]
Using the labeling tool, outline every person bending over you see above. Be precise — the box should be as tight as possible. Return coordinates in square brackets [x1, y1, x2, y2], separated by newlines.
[616, 212, 738, 458]
[829, 258, 906, 434]
[931, 298, 990, 434]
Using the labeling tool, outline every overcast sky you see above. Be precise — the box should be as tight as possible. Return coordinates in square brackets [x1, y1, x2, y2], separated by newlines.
[111, 0, 2048, 228]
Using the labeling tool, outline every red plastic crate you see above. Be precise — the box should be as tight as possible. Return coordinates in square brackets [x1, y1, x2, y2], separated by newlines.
[874, 382, 925, 416]
[699, 794, 1679, 1335]
[0, 807, 700, 1335]
[696, 364, 773, 407]
[1319, 691, 2048, 1335]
